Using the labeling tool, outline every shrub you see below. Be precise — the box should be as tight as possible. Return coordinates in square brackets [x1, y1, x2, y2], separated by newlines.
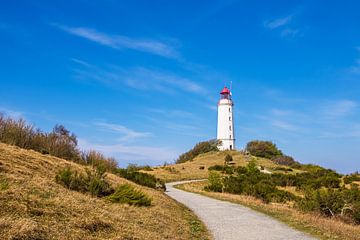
[344, 174, 360, 184]
[0, 114, 118, 173]
[176, 139, 220, 163]
[297, 187, 360, 224]
[107, 184, 152, 206]
[271, 155, 298, 166]
[85, 168, 114, 197]
[115, 167, 165, 190]
[199, 166, 205, 170]
[208, 165, 224, 171]
[55, 167, 114, 197]
[224, 154, 233, 164]
[245, 140, 282, 159]
[205, 171, 222, 192]
[81, 150, 118, 173]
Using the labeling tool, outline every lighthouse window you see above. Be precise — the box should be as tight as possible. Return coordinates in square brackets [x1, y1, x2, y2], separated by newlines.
[229, 117, 231, 121]
[229, 108, 231, 112]
[229, 126, 231, 130]
[230, 135, 232, 139]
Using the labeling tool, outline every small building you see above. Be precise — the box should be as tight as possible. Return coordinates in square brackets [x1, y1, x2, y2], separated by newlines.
[217, 86, 235, 151]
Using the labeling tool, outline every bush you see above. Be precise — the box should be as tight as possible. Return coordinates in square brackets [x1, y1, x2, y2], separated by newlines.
[245, 140, 282, 159]
[176, 139, 220, 163]
[271, 155, 298, 166]
[55, 167, 114, 197]
[0, 114, 118, 173]
[208, 165, 224, 171]
[344, 174, 360, 184]
[206, 161, 297, 203]
[107, 184, 152, 206]
[205, 171, 222, 192]
[297, 187, 360, 224]
[224, 154, 233, 164]
[115, 167, 165, 190]
[81, 150, 118, 173]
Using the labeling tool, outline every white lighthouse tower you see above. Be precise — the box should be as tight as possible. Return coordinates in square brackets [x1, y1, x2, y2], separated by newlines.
[217, 86, 235, 151]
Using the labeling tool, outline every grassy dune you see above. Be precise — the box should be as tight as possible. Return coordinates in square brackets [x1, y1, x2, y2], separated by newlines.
[148, 150, 301, 182]
[0, 143, 211, 240]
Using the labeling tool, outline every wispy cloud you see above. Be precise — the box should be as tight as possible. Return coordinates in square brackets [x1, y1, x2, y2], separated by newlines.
[264, 15, 292, 29]
[271, 120, 298, 131]
[264, 14, 301, 38]
[322, 100, 357, 118]
[72, 60, 204, 94]
[95, 122, 151, 141]
[55, 24, 180, 59]
[78, 138, 177, 165]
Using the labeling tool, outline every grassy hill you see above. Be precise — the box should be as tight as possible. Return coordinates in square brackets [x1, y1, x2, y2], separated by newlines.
[0, 143, 211, 240]
[148, 150, 301, 182]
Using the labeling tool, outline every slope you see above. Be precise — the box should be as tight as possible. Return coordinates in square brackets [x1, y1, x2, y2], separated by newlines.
[0, 143, 211, 240]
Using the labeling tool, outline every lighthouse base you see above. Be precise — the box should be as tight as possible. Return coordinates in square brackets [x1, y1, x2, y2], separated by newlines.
[217, 139, 235, 151]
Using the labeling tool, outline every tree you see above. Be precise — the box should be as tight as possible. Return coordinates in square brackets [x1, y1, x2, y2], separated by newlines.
[176, 139, 220, 163]
[245, 140, 282, 159]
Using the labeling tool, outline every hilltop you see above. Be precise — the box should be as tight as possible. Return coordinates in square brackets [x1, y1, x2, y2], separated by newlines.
[0, 143, 211, 240]
[148, 150, 301, 182]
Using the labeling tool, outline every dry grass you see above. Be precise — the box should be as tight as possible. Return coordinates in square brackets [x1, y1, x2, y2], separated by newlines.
[176, 181, 360, 240]
[0, 143, 212, 240]
[148, 150, 301, 182]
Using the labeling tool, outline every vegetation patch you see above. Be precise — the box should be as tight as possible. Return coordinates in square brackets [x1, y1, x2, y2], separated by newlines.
[205, 159, 360, 225]
[107, 184, 152, 206]
[176, 139, 219, 163]
[116, 165, 165, 190]
[0, 177, 9, 191]
[55, 167, 113, 197]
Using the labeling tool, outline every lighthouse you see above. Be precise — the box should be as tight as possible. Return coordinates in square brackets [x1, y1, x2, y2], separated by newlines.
[217, 86, 235, 151]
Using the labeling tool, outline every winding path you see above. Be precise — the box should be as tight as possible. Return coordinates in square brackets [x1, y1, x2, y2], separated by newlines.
[165, 181, 315, 240]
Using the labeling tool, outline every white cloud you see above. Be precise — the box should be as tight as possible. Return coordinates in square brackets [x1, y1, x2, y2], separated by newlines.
[95, 122, 151, 141]
[322, 100, 357, 118]
[271, 120, 298, 131]
[78, 138, 177, 165]
[264, 15, 292, 29]
[72, 62, 204, 94]
[55, 24, 179, 59]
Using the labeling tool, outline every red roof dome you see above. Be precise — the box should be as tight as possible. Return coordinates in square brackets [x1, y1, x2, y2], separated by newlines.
[220, 86, 230, 95]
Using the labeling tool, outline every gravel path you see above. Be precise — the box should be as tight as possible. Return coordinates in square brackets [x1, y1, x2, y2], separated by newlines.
[166, 180, 316, 240]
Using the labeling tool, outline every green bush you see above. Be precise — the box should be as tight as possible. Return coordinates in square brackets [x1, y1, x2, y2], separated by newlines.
[206, 161, 298, 203]
[176, 139, 220, 163]
[245, 140, 282, 159]
[55, 167, 114, 197]
[208, 165, 224, 171]
[116, 167, 165, 190]
[205, 171, 222, 192]
[107, 184, 152, 206]
[297, 187, 360, 224]
[344, 173, 360, 184]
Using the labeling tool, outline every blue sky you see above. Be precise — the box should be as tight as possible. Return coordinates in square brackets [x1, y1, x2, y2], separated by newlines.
[1, 1, 360, 173]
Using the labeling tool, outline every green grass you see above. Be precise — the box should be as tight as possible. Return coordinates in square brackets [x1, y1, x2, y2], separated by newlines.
[0, 177, 9, 191]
